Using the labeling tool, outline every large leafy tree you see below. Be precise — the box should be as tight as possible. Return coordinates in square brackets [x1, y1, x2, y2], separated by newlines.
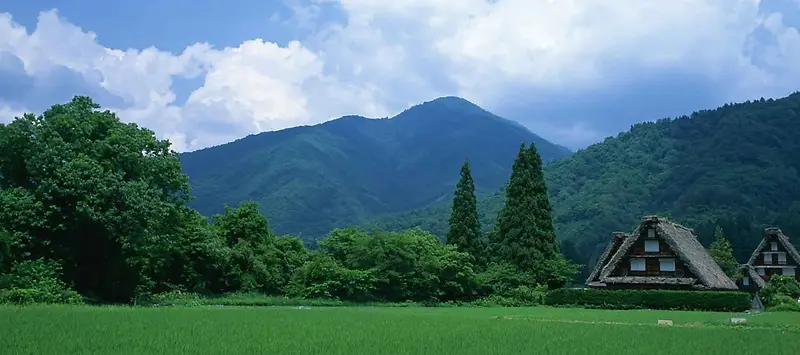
[0, 96, 190, 301]
[445, 160, 483, 264]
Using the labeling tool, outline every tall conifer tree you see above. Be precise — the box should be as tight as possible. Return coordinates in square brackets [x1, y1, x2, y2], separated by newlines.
[525, 143, 560, 260]
[492, 142, 576, 286]
[446, 160, 483, 263]
[708, 225, 740, 279]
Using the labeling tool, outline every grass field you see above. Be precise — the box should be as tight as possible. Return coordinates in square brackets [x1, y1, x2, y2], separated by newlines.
[1, 306, 798, 355]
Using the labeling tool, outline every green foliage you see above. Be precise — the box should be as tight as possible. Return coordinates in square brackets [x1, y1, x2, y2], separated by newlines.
[707, 226, 740, 279]
[0, 259, 82, 305]
[296, 228, 480, 303]
[212, 201, 304, 294]
[490, 143, 578, 286]
[543, 288, 751, 312]
[285, 253, 376, 301]
[147, 290, 204, 307]
[4, 93, 799, 310]
[0, 96, 191, 302]
[372, 93, 800, 279]
[761, 275, 800, 307]
[182, 97, 572, 242]
[446, 160, 484, 265]
[768, 298, 800, 312]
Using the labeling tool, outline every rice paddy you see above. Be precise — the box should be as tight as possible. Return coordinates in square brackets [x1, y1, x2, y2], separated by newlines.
[1, 305, 798, 355]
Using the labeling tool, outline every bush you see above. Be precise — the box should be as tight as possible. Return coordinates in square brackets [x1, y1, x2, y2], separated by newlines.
[0, 288, 82, 305]
[0, 259, 83, 305]
[543, 288, 751, 312]
[769, 301, 800, 312]
[767, 294, 800, 312]
[760, 275, 800, 307]
[285, 253, 376, 301]
[147, 290, 204, 306]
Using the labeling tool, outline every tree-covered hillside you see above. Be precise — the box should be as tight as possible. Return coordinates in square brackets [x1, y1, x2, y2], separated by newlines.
[370, 93, 800, 275]
[181, 96, 572, 241]
[0, 96, 578, 305]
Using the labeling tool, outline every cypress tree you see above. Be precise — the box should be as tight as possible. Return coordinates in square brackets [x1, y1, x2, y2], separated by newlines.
[492, 142, 572, 285]
[708, 225, 740, 279]
[525, 143, 560, 260]
[446, 160, 483, 263]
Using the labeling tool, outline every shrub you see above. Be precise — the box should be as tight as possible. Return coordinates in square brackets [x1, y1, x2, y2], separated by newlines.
[760, 275, 800, 307]
[0, 259, 83, 305]
[0, 288, 82, 305]
[148, 290, 204, 306]
[285, 253, 376, 301]
[543, 288, 751, 312]
[767, 294, 800, 312]
[769, 302, 800, 312]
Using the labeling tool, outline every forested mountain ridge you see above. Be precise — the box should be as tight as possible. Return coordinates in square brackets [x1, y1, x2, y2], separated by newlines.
[181, 96, 572, 240]
[370, 93, 800, 275]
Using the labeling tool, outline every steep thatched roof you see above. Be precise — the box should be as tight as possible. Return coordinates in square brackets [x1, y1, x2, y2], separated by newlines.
[594, 216, 738, 290]
[585, 232, 626, 286]
[738, 264, 767, 288]
[745, 227, 800, 267]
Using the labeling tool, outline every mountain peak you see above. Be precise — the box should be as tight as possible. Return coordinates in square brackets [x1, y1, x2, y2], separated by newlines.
[426, 95, 481, 109]
[401, 95, 493, 119]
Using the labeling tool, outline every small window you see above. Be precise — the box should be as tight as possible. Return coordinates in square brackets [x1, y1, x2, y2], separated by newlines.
[784, 268, 796, 277]
[630, 258, 646, 271]
[742, 276, 750, 286]
[659, 258, 676, 272]
[757, 268, 766, 276]
[647, 228, 655, 239]
[771, 242, 778, 251]
[764, 253, 773, 263]
[778, 253, 787, 263]
[644, 240, 659, 252]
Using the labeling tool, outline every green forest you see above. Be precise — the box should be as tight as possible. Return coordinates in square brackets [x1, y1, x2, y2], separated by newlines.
[0, 97, 574, 304]
[2, 92, 800, 305]
[180, 96, 572, 241]
[370, 94, 800, 278]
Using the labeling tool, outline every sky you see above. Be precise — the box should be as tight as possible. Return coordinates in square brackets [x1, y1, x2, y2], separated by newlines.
[1, 0, 800, 152]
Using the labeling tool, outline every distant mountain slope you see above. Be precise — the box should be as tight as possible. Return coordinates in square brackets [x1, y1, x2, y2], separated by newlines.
[180, 96, 572, 240]
[370, 93, 800, 272]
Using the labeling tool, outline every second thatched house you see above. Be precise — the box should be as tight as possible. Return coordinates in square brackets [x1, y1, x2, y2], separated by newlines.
[586, 216, 738, 291]
[736, 227, 800, 292]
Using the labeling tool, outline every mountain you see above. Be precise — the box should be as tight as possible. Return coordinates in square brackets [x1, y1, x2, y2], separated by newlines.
[370, 93, 800, 274]
[180, 96, 572, 241]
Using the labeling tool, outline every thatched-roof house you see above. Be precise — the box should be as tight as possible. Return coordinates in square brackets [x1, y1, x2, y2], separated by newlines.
[737, 227, 800, 291]
[737, 264, 767, 292]
[586, 216, 738, 290]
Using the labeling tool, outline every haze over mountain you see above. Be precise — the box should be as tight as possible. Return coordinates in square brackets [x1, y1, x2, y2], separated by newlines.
[371, 93, 800, 276]
[181, 97, 571, 240]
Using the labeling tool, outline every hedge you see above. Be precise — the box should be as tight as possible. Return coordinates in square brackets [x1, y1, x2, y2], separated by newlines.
[543, 288, 751, 312]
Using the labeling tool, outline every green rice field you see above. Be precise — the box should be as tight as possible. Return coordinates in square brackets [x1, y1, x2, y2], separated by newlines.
[1, 306, 798, 355]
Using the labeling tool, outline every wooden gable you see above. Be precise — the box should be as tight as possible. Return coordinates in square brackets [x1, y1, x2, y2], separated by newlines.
[607, 224, 696, 280]
[743, 228, 800, 285]
[594, 216, 738, 290]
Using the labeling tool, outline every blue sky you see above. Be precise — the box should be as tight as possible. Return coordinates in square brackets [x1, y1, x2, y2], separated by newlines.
[2, 0, 800, 151]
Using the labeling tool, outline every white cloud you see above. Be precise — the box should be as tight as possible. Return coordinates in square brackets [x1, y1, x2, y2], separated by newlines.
[323, 0, 800, 102]
[2, 1, 800, 150]
[0, 105, 25, 123]
[0, 10, 387, 152]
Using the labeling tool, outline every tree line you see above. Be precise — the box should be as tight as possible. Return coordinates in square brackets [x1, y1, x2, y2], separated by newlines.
[0, 96, 578, 304]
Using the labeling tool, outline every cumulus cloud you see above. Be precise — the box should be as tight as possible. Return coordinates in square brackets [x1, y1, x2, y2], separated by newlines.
[0, 10, 386, 151]
[2, 1, 800, 151]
